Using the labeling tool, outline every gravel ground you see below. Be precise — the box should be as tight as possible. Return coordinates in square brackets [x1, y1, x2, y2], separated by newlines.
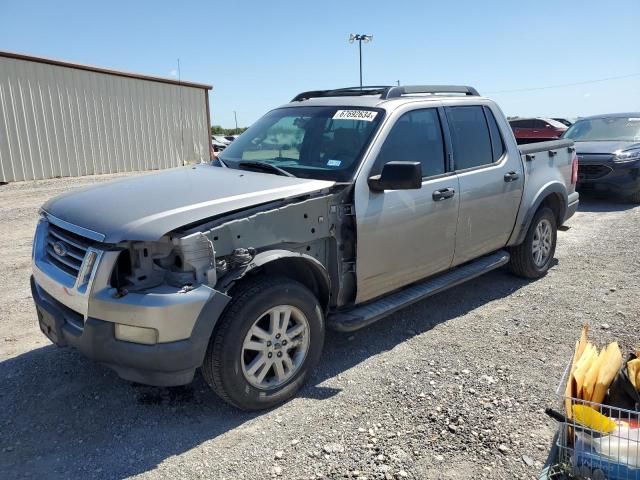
[1, 174, 639, 480]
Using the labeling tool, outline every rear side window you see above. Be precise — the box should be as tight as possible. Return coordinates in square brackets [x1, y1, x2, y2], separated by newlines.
[374, 108, 445, 178]
[446, 106, 493, 170]
[484, 107, 505, 162]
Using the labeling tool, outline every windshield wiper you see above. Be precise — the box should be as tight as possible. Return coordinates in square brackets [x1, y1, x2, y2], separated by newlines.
[237, 161, 295, 177]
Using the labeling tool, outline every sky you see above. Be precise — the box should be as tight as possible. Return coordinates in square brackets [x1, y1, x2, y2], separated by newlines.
[1, 0, 639, 128]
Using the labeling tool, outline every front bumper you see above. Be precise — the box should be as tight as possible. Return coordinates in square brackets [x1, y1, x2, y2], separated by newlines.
[577, 160, 640, 197]
[31, 276, 230, 386]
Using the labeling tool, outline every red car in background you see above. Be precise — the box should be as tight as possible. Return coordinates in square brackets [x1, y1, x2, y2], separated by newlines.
[509, 117, 568, 144]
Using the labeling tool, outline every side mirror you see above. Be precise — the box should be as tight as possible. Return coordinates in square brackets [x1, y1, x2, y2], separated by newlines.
[368, 161, 422, 192]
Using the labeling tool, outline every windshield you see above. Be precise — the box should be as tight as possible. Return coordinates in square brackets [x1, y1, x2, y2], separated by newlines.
[219, 106, 384, 181]
[564, 116, 640, 142]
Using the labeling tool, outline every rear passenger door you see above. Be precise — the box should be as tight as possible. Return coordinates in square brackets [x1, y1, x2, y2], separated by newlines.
[444, 105, 523, 266]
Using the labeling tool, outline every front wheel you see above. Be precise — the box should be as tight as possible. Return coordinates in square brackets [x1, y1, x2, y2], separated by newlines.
[201, 276, 325, 410]
[509, 207, 557, 279]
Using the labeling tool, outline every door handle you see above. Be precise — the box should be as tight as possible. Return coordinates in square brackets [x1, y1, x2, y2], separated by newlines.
[504, 171, 519, 182]
[432, 188, 455, 201]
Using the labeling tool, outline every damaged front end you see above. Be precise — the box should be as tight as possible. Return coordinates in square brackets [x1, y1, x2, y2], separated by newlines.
[30, 214, 231, 386]
[108, 232, 261, 299]
[106, 181, 358, 315]
[31, 183, 355, 386]
[109, 233, 218, 295]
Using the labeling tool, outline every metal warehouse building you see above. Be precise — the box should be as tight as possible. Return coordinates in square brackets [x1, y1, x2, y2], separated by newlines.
[0, 51, 212, 182]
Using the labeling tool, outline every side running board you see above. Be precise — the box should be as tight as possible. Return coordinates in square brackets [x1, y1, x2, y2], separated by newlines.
[327, 250, 510, 332]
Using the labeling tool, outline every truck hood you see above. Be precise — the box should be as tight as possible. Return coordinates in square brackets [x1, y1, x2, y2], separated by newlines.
[574, 140, 640, 155]
[43, 164, 335, 243]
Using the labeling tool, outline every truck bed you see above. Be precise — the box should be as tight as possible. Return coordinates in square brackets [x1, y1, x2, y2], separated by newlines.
[507, 138, 578, 246]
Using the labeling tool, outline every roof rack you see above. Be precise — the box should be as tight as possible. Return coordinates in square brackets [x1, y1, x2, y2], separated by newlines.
[381, 85, 480, 99]
[291, 84, 480, 102]
[291, 86, 392, 102]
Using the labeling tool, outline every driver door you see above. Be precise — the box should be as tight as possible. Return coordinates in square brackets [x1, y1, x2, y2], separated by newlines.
[353, 107, 460, 303]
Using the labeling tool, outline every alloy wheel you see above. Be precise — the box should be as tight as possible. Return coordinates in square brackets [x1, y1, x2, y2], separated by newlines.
[240, 305, 310, 390]
[532, 218, 553, 268]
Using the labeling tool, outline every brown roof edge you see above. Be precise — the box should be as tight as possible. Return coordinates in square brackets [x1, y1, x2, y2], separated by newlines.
[0, 50, 212, 90]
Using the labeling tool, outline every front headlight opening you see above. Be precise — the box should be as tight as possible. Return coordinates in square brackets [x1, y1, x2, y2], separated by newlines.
[110, 249, 132, 289]
[614, 149, 640, 163]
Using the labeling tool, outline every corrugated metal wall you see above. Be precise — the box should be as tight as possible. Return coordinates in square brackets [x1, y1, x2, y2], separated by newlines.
[0, 55, 210, 182]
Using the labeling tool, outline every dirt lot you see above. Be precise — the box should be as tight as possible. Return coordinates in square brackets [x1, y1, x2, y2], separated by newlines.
[1, 174, 639, 480]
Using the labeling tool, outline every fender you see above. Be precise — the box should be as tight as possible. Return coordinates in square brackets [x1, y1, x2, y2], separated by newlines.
[509, 181, 568, 246]
[217, 249, 332, 310]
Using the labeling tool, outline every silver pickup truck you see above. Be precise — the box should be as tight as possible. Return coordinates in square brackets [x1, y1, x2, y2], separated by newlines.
[31, 85, 579, 410]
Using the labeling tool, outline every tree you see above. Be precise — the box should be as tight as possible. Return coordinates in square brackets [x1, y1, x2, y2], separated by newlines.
[211, 125, 248, 135]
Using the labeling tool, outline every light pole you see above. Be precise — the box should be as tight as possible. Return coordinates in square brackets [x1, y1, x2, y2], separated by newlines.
[348, 34, 373, 89]
[233, 111, 238, 130]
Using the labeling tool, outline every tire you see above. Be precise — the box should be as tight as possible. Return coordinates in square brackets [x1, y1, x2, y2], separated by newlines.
[201, 276, 325, 410]
[629, 191, 640, 204]
[509, 207, 557, 279]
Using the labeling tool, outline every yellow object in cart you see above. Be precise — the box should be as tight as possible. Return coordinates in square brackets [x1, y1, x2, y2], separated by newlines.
[572, 404, 617, 434]
[582, 348, 607, 401]
[566, 325, 590, 419]
[566, 326, 626, 408]
[591, 342, 622, 405]
[573, 343, 597, 398]
[628, 358, 640, 390]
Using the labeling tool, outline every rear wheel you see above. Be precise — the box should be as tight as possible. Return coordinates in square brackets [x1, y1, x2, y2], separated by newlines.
[509, 207, 557, 279]
[201, 276, 324, 410]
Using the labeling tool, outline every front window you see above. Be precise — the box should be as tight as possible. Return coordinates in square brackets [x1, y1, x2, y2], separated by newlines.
[219, 106, 384, 181]
[372, 108, 445, 178]
[564, 116, 640, 142]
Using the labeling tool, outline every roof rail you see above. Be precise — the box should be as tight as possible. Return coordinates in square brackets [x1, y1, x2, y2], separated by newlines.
[382, 85, 480, 99]
[291, 86, 393, 102]
[290, 84, 480, 102]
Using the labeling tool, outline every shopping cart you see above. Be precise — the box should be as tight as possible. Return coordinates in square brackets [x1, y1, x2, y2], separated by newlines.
[541, 359, 640, 480]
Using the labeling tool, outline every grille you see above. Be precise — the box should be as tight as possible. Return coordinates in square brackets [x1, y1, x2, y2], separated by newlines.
[45, 222, 94, 278]
[578, 163, 612, 181]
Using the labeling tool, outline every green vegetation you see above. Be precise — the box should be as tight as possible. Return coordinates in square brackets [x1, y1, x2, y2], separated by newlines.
[211, 125, 248, 135]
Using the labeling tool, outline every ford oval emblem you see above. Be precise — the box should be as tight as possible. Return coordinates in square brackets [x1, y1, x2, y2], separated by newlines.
[53, 241, 68, 257]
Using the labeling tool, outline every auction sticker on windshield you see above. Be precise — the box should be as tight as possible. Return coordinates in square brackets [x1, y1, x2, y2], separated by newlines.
[333, 110, 378, 122]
